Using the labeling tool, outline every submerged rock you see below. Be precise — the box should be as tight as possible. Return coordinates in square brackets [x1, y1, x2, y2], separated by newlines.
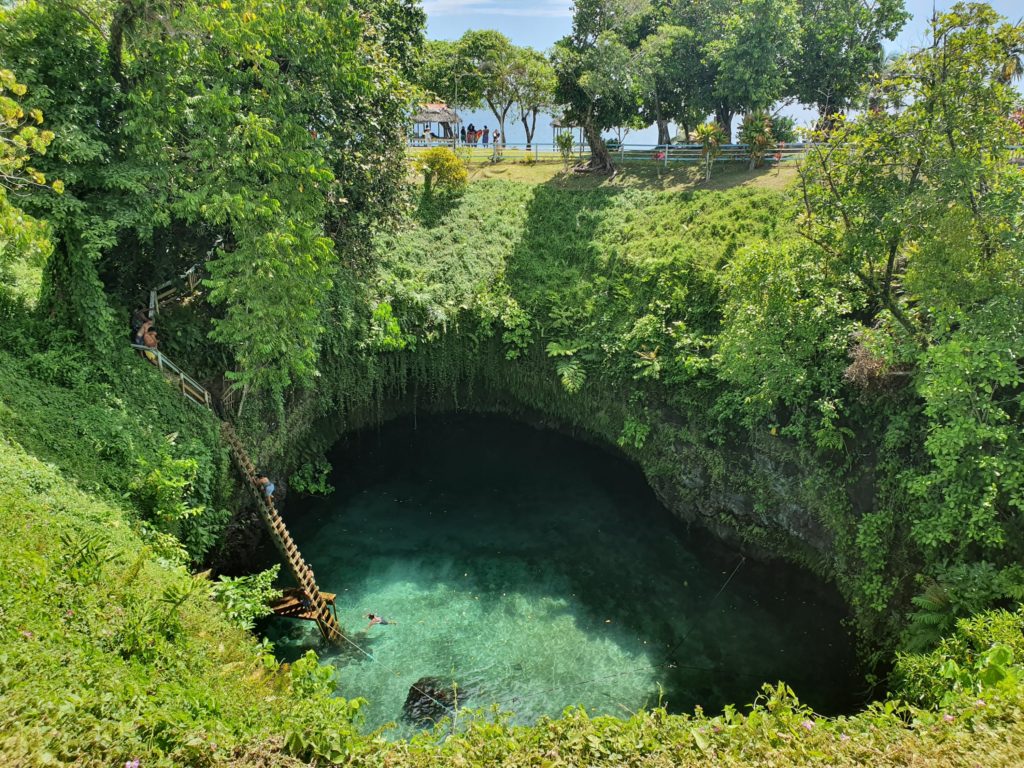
[402, 677, 465, 726]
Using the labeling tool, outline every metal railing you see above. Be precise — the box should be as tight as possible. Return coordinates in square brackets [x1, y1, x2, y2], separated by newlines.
[149, 262, 206, 315]
[130, 344, 212, 409]
[408, 141, 811, 167]
[411, 141, 1024, 168]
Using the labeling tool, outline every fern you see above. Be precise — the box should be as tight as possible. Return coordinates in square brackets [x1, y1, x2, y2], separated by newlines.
[546, 340, 580, 357]
[555, 358, 586, 393]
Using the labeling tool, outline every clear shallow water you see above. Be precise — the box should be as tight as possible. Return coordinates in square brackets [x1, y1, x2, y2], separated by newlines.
[265, 414, 861, 736]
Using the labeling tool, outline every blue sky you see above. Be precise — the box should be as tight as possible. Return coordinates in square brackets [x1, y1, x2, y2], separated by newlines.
[424, 0, 1022, 52]
[422, 0, 1023, 145]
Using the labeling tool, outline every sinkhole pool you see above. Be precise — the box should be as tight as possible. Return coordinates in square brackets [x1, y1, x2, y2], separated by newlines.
[264, 414, 862, 737]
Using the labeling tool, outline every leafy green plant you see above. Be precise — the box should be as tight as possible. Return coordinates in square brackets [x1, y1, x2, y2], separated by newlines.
[895, 606, 1024, 708]
[500, 297, 532, 359]
[695, 122, 726, 180]
[904, 563, 1024, 651]
[130, 450, 204, 527]
[556, 131, 575, 169]
[738, 110, 774, 169]
[417, 147, 469, 196]
[210, 565, 281, 630]
[547, 340, 586, 393]
[290, 457, 335, 496]
[58, 531, 118, 585]
[366, 301, 410, 352]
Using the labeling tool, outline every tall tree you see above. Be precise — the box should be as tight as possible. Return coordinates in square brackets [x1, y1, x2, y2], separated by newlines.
[798, 5, 1024, 573]
[704, 0, 801, 140]
[1, 0, 416, 397]
[1, 2, 124, 349]
[789, 0, 909, 124]
[459, 30, 518, 145]
[419, 39, 483, 109]
[510, 48, 556, 150]
[636, 22, 710, 144]
[0, 69, 58, 293]
[553, 0, 647, 172]
[418, 31, 522, 145]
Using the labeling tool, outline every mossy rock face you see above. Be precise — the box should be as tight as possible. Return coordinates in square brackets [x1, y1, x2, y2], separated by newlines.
[402, 677, 466, 725]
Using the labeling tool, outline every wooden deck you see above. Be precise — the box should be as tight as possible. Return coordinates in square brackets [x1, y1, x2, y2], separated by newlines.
[270, 588, 338, 623]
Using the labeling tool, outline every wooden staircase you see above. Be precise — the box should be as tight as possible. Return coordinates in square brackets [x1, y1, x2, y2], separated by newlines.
[220, 422, 342, 642]
[149, 262, 205, 315]
[138, 268, 343, 642]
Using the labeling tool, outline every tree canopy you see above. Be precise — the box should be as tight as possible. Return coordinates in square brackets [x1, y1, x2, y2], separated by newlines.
[0, 0, 418, 395]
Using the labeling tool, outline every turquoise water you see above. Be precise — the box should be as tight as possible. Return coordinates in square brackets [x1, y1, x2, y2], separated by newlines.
[265, 414, 860, 736]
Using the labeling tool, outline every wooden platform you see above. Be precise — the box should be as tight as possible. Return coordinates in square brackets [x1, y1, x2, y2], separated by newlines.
[270, 587, 337, 622]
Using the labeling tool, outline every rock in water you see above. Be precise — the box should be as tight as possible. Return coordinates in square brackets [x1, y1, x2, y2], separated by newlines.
[402, 677, 463, 726]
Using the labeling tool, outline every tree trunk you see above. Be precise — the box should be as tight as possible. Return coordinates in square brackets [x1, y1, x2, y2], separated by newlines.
[715, 107, 734, 142]
[522, 109, 538, 150]
[485, 99, 513, 147]
[814, 107, 844, 136]
[499, 105, 511, 146]
[657, 118, 671, 146]
[583, 120, 613, 173]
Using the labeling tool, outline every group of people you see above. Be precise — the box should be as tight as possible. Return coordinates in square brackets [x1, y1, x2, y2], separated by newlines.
[460, 123, 498, 147]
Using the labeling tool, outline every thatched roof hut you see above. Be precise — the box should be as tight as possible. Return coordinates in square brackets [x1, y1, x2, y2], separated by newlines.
[410, 103, 460, 145]
[551, 116, 584, 148]
[412, 103, 461, 125]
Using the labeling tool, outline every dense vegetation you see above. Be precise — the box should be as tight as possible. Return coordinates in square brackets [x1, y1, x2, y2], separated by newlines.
[2, 0, 1024, 764]
[3, 429, 1024, 765]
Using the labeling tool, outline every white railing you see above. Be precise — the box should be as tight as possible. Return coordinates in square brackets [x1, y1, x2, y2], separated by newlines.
[408, 141, 811, 166]
[149, 261, 206, 315]
[130, 344, 212, 408]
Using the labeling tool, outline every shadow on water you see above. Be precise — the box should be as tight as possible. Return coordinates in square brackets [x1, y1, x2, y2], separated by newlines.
[263, 414, 864, 734]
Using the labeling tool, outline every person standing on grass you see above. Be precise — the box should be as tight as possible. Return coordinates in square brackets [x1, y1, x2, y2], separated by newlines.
[482, 126, 489, 146]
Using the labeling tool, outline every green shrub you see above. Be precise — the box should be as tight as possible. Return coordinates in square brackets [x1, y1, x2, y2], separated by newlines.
[417, 147, 468, 195]
[555, 131, 574, 168]
[210, 565, 281, 630]
[894, 606, 1024, 709]
[289, 456, 335, 496]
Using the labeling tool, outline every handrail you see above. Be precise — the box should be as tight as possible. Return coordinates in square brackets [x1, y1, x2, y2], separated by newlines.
[150, 261, 208, 315]
[129, 341, 341, 642]
[130, 344, 212, 408]
[221, 422, 342, 642]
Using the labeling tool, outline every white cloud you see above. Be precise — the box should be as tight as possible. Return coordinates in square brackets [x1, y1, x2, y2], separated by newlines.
[422, 0, 573, 18]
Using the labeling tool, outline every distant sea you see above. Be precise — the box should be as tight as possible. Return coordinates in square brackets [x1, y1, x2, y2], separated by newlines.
[439, 103, 820, 149]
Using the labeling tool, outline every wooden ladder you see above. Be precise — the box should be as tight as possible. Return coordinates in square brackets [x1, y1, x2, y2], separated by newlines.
[220, 422, 342, 643]
[139, 271, 341, 642]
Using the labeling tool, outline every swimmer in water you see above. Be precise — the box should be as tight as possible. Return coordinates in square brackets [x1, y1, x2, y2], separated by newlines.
[366, 613, 397, 630]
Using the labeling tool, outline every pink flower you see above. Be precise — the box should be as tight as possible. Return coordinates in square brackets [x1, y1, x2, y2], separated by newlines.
[974, 699, 986, 708]
[125, 760, 140, 768]
[943, 714, 955, 723]
[801, 720, 815, 731]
